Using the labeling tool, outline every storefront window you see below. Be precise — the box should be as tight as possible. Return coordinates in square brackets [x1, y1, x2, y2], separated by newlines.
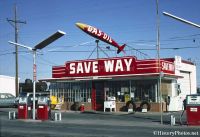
[49, 79, 158, 104]
[49, 81, 92, 103]
[105, 81, 128, 102]
[104, 80, 157, 103]
[104, 81, 129, 102]
[131, 80, 157, 102]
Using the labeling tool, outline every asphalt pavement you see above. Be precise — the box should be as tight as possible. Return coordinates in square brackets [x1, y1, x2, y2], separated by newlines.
[0, 108, 199, 137]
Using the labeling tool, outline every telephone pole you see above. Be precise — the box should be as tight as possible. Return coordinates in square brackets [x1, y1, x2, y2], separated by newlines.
[7, 4, 26, 97]
[156, 0, 163, 124]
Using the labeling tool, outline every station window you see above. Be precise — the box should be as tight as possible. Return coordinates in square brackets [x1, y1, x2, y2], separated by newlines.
[105, 80, 157, 103]
[131, 80, 157, 102]
[105, 80, 130, 102]
[49, 81, 92, 103]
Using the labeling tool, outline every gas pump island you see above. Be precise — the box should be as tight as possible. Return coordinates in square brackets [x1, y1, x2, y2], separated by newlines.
[17, 95, 51, 120]
[186, 94, 200, 126]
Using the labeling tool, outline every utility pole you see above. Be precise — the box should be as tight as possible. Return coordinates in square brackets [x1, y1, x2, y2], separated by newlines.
[156, 0, 163, 124]
[7, 4, 26, 97]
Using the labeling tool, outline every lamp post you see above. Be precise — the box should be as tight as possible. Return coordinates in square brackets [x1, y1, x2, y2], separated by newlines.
[163, 11, 200, 124]
[8, 30, 65, 120]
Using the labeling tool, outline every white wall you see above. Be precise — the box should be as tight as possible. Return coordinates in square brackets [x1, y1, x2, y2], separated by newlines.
[169, 57, 197, 111]
[174, 56, 197, 97]
[0, 75, 16, 96]
[177, 62, 197, 96]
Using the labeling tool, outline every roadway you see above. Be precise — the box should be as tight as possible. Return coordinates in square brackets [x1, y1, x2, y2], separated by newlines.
[0, 108, 199, 137]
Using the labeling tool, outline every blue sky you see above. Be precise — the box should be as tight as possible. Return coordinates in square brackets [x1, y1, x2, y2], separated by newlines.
[0, 0, 200, 86]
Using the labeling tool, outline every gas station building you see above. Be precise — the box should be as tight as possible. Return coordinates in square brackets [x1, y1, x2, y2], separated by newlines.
[41, 56, 197, 112]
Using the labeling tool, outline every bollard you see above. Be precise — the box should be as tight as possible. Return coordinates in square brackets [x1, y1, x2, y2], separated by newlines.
[9, 111, 16, 120]
[170, 115, 176, 126]
[54, 112, 62, 121]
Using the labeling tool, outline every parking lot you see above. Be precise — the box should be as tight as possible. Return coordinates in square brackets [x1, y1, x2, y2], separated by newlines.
[0, 108, 199, 137]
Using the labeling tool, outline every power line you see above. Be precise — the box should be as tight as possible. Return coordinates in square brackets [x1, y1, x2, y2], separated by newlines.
[126, 44, 151, 58]
[48, 35, 200, 50]
[0, 49, 14, 53]
[168, 33, 200, 39]
[133, 46, 200, 50]
[45, 45, 200, 52]
[39, 56, 59, 66]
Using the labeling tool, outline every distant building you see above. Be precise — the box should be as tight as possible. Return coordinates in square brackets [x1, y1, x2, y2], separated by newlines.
[0, 75, 17, 96]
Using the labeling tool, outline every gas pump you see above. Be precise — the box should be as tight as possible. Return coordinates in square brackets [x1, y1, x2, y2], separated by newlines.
[18, 96, 28, 119]
[186, 94, 200, 126]
[37, 95, 50, 120]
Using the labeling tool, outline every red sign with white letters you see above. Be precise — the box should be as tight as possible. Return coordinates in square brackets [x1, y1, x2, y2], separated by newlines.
[52, 56, 175, 78]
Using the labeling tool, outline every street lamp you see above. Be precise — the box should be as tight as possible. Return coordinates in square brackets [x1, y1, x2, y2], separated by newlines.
[8, 30, 66, 120]
[163, 11, 200, 123]
[163, 11, 200, 28]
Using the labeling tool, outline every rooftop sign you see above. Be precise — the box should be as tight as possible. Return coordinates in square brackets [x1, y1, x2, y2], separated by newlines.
[52, 56, 175, 78]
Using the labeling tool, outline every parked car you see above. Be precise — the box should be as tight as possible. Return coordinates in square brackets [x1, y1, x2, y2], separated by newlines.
[0, 93, 16, 107]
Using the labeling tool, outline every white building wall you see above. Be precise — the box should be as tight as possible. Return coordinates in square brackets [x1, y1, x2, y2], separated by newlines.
[169, 56, 197, 111]
[177, 61, 197, 96]
[0, 75, 16, 96]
